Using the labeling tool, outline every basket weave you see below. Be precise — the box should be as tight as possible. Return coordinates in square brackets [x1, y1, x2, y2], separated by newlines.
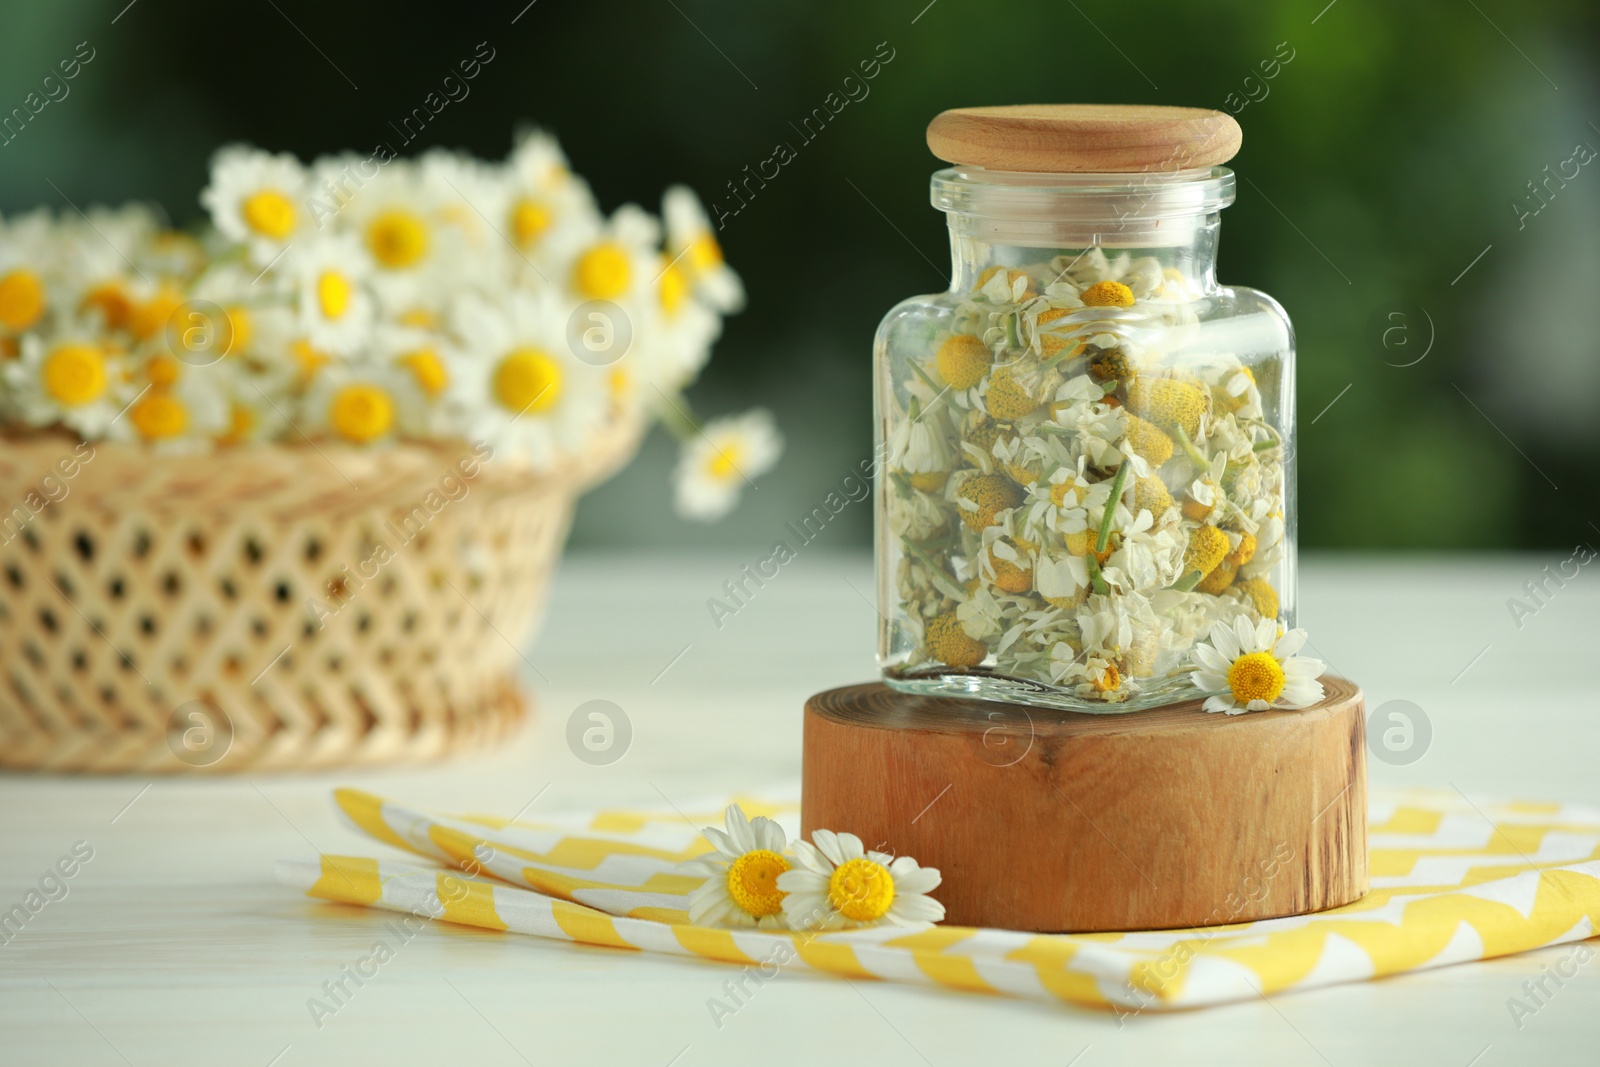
[0, 428, 636, 773]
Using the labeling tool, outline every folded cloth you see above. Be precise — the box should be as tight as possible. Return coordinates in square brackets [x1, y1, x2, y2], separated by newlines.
[274, 786, 1600, 1012]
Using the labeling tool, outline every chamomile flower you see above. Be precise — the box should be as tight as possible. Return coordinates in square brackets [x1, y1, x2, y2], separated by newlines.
[0, 210, 58, 336]
[200, 146, 310, 264]
[889, 401, 954, 491]
[1190, 616, 1325, 715]
[109, 362, 229, 453]
[2, 332, 128, 438]
[569, 205, 660, 305]
[778, 830, 944, 931]
[662, 185, 743, 313]
[449, 291, 606, 467]
[500, 129, 601, 276]
[677, 804, 791, 930]
[302, 363, 424, 446]
[673, 408, 782, 522]
[291, 235, 374, 355]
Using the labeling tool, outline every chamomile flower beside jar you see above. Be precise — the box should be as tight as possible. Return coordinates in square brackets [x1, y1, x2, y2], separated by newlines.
[876, 105, 1295, 714]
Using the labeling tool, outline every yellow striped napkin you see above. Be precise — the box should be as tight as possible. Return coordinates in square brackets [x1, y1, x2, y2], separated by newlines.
[273, 787, 1600, 1011]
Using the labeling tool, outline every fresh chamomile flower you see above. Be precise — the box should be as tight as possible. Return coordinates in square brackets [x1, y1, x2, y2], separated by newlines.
[290, 234, 375, 356]
[108, 362, 230, 453]
[498, 129, 601, 273]
[662, 185, 744, 313]
[448, 290, 607, 467]
[777, 830, 944, 931]
[677, 803, 792, 930]
[301, 363, 415, 446]
[569, 204, 660, 305]
[673, 408, 783, 522]
[200, 146, 310, 264]
[1190, 615, 1326, 715]
[2, 332, 129, 438]
[354, 322, 454, 437]
[0, 210, 59, 336]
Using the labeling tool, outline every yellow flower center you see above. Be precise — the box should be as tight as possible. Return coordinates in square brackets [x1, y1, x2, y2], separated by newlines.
[706, 442, 743, 483]
[398, 348, 448, 396]
[573, 241, 631, 300]
[827, 857, 895, 923]
[1081, 280, 1135, 308]
[223, 305, 253, 355]
[1227, 651, 1286, 705]
[1093, 663, 1122, 693]
[511, 198, 552, 248]
[241, 190, 298, 239]
[399, 308, 438, 329]
[42, 344, 107, 406]
[329, 384, 395, 443]
[130, 391, 188, 441]
[317, 271, 353, 320]
[1050, 477, 1084, 508]
[659, 261, 689, 315]
[608, 366, 632, 400]
[493, 347, 562, 414]
[367, 209, 429, 269]
[0, 270, 46, 332]
[686, 232, 723, 273]
[935, 334, 991, 391]
[145, 354, 181, 388]
[80, 282, 132, 332]
[724, 849, 789, 918]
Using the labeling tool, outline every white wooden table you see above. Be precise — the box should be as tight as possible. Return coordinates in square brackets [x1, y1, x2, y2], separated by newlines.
[3, 552, 1597, 1066]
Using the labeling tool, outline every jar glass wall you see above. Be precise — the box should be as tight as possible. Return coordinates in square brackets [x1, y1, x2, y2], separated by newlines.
[875, 165, 1295, 713]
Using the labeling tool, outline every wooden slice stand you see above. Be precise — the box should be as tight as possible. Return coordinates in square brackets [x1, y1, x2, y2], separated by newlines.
[802, 678, 1367, 932]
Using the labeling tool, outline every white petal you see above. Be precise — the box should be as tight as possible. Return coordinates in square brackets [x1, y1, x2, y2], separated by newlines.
[834, 832, 866, 863]
[811, 829, 845, 866]
[1283, 656, 1326, 681]
[1211, 621, 1241, 660]
[1233, 615, 1257, 653]
[749, 814, 786, 853]
[1277, 679, 1325, 709]
[894, 868, 942, 895]
[1273, 628, 1308, 658]
[1193, 644, 1230, 672]
[889, 894, 946, 923]
[1253, 616, 1277, 652]
[1202, 695, 1236, 714]
[789, 839, 833, 875]
[775, 869, 827, 894]
[702, 826, 738, 860]
[724, 805, 756, 853]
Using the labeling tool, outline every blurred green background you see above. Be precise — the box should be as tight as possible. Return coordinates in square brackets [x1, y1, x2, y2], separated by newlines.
[3, 0, 1596, 550]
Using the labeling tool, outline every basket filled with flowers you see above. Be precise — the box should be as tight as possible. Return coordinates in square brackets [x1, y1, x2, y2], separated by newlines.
[0, 131, 779, 773]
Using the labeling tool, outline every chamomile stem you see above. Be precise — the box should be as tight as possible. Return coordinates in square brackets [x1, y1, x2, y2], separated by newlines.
[1087, 552, 1109, 596]
[1095, 462, 1130, 554]
[906, 359, 950, 411]
[1173, 424, 1211, 471]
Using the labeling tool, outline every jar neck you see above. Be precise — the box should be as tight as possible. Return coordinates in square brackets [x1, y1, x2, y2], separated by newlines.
[945, 216, 1222, 294]
[932, 165, 1234, 295]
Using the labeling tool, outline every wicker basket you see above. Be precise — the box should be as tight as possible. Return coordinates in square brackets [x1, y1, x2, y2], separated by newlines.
[0, 428, 636, 773]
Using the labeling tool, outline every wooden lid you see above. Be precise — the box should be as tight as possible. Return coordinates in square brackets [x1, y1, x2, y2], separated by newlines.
[926, 104, 1242, 173]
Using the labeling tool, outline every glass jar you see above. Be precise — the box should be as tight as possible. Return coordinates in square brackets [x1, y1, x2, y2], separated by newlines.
[875, 129, 1294, 713]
